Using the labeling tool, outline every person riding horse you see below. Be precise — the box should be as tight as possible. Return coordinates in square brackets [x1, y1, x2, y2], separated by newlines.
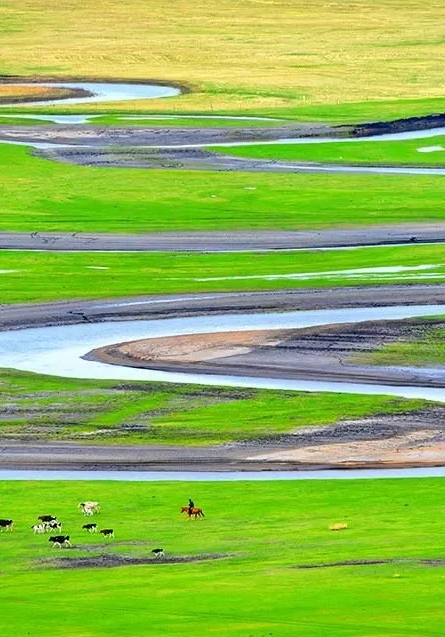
[188, 498, 195, 515]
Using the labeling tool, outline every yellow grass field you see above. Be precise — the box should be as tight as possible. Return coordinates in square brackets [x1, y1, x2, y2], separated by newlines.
[0, 0, 444, 116]
[0, 85, 73, 103]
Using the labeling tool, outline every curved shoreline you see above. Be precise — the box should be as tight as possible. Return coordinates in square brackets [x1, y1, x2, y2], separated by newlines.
[0, 75, 190, 102]
[2, 302, 445, 399]
[2, 285, 444, 331]
[0, 87, 92, 105]
[2, 291, 444, 472]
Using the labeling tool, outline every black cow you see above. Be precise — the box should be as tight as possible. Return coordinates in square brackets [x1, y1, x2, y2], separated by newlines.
[38, 515, 57, 523]
[0, 519, 13, 532]
[49, 535, 71, 548]
[83, 523, 97, 533]
[152, 548, 165, 559]
[100, 529, 114, 538]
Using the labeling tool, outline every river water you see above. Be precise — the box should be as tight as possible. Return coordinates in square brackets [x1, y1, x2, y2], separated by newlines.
[1, 467, 445, 481]
[0, 81, 180, 106]
[1, 305, 444, 401]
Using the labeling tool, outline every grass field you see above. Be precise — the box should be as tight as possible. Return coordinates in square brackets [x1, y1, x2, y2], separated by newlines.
[0, 114, 287, 127]
[0, 85, 74, 104]
[1, 478, 444, 636]
[356, 325, 445, 368]
[1, 0, 445, 120]
[0, 367, 426, 444]
[212, 137, 445, 166]
[91, 115, 287, 127]
[1, 145, 445, 234]
[1, 244, 444, 303]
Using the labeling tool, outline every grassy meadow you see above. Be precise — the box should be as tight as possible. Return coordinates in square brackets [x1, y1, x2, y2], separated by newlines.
[0, 478, 444, 636]
[355, 325, 445, 368]
[212, 137, 445, 166]
[0, 367, 427, 444]
[0, 114, 288, 127]
[1, 1, 445, 634]
[1, 144, 445, 234]
[1, 244, 444, 303]
[0, 84, 74, 103]
[91, 115, 287, 127]
[1, 0, 445, 120]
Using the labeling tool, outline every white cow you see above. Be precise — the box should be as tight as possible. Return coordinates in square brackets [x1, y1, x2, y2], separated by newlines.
[31, 523, 46, 534]
[78, 501, 100, 516]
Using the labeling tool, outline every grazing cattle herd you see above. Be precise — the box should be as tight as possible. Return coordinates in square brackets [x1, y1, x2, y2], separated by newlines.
[0, 499, 206, 559]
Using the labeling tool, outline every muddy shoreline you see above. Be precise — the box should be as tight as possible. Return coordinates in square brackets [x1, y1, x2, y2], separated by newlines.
[1, 289, 444, 471]
[40, 145, 445, 174]
[1, 224, 445, 252]
[1, 284, 444, 332]
[86, 318, 445, 389]
[4, 222, 445, 252]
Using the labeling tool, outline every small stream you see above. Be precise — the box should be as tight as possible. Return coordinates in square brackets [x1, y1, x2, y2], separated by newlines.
[1, 467, 444, 481]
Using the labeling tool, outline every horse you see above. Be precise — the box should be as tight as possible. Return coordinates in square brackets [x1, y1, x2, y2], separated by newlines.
[181, 506, 205, 519]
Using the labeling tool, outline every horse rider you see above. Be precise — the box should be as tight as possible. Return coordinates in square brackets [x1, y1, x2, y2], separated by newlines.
[188, 498, 195, 515]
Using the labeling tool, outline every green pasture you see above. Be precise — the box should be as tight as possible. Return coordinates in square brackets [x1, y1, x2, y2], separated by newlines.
[0, 368, 426, 444]
[0, 115, 48, 125]
[0, 244, 444, 304]
[1, 478, 444, 636]
[0, 114, 286, 127]
[355, 324, 445, 368]
[212, 137, 445, 166]
[4, 96, 445, 124]
[92, 115, 286, 127]
[2, 1, 445, 120]
[1, 145, 445, 234]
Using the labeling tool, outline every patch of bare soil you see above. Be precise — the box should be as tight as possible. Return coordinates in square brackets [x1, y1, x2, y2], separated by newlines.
[97, 330, 284, 364]
[295, 558, 445, 569]
[43, 552, 233, 570]
[89, 317, 445, 388]
[247, 429, 445, 467]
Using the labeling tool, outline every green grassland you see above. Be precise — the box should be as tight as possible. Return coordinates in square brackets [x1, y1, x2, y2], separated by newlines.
[1, 0, 445, 121]
[1, 478, 444, 636]
[92, 115, 286, 127]
[1, 244, 444, 304]
[0, 368, 426, 444]
[355, 325, 445, 368]
[0, 114, 287, 127]
[1, 145, 445, 234]
[5, 96, 445, 125]
[0, 115, 48, 124]
[212, 137, 445, 166]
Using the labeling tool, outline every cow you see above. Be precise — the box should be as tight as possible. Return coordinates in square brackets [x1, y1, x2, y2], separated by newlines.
[152, 548, 165, 559]
[38, 515, 57, 523]
[45, 520, 62, 532]
[0, 519, 13, 532]
[78, 502, 100, 516]
[99, 529, 114, 539]
[49, 535, 71, 548]
[31, 523, 46, 534]
[82, 523, 97, 533]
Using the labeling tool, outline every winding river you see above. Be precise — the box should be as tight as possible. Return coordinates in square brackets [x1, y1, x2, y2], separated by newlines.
[1, 305, 444, 401]
[1, 80, 445, 478]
